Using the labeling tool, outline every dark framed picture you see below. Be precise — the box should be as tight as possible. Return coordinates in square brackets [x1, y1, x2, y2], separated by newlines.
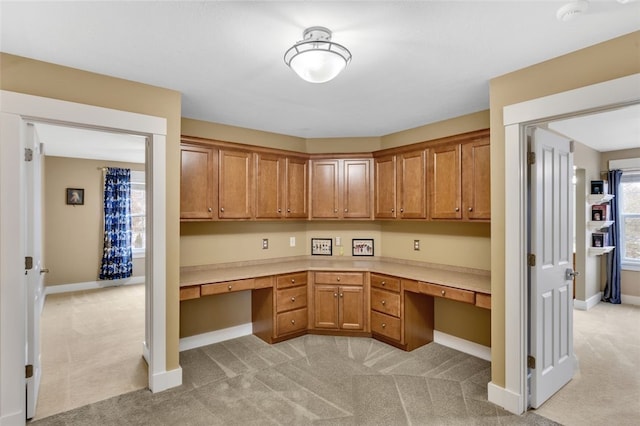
[592, 233, 608, 248]
[590, 180, 606, 195]
[311, 238, 332, 256]
[352, 238, 374, 256]
[591, 210, 602, 221]
[66, 188, 84, 205]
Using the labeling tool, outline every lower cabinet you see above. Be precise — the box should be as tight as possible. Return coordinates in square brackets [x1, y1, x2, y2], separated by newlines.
[313, 272, 366, 331]
[252, 272, 308, 343]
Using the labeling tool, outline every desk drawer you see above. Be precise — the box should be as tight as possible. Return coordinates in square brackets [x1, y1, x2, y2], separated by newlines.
[180, 286, 200, 301]
[277, 272, 307, 289]
[475, 293, 491, 310]
[371, 274, 400, 292]
[201, 278, 255, 296]
[277, 308, 308, 335]
[371, 311, 401, 342]
[315, 272, 363, 286]
[370, 288, 400, 317]
[276, 285, 307, 313]
[418, 282, 475, 304]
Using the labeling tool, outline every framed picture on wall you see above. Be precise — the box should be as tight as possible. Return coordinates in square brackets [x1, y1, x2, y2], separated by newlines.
[66, 188, 84, 205]
[311, 238, 332, 256]
[352, 239, 374, 256]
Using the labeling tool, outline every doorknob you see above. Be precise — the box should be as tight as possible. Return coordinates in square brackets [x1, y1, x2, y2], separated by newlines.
[565, 268, 580, 280]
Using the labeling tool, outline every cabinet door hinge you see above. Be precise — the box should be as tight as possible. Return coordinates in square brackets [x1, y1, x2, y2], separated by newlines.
[25, 364, 33, 378]
[527, 254, 536, 267]
[527, 152, 536, 165]
[24, 148, 33, 162]
[527, 355, 536, 369]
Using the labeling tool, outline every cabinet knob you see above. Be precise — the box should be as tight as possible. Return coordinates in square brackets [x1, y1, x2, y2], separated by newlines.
[291, 278, 295, 283]
[455, 207, 460, 212]
[220, 207, 225, 212]
[391, 208, 395, 213]
[334, 208, 338, 213]
[382, 323, 387, 328]
[334, 293, 338, 297]
[344, 209, 348, 212]
[381, 281, 386, 286]
[337, 277, 341, 282]
[441, 290, 445, 296]
[291, 297, 296, 302]
[287, 208, 291, 213]
[291, 319, 295, 325]
[228, 285, 233, 290]
[278, 208, 282, 213]
[468, 207, 473, 212]
[339, 293, 343, 298]
[400, 208, 404, 213]
[208, 207, 212, 212]
[381, 300, 386, 305]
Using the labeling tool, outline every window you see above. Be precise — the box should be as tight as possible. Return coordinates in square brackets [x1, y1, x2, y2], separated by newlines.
[130, 170, 146, 258]
[619, 172, 640, 271]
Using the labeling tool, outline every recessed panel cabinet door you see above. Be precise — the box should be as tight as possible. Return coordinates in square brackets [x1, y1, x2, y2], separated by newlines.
[255, 153, 283, 219]
[314, 285, 339, 329]
[285, 157, 308, 218]
[430, 144, 461, 219]
[310, 160, 340, 218]
[462, 138, 491, 220]
[398, 149, 427, 219]
[219, 149, 253, 219]
[343, 159, 372, 219]
[339, 286, 365, 330]
[374, 155, 397, 218]
[180, 144, 216, 219]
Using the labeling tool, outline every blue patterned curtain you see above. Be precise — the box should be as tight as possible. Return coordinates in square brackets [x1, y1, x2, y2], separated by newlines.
[99, 167, 133, 280]
[602, 170, 622, 304]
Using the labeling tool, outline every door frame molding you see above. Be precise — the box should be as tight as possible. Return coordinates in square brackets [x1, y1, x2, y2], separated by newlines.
[0, 90, 176, 423]
[488, 73, 640, 414]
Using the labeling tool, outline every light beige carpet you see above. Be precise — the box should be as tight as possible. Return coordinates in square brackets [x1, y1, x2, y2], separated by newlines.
[35, 284, 147, 420]
[535, 302, 640, 425]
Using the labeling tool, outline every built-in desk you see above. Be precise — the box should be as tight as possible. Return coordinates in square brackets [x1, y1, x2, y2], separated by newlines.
[180, 256, 491, 350]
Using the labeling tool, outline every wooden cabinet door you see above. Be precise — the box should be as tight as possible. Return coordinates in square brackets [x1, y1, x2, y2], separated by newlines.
[343, 159, 372, 219]
[398, 149, 427, 219]
[462, 137, 491, 220]
[180, 144, 216, 220]
[374, 155, 397, 218]
[285, 157, 308, 218]
[255, 153, 283, 219]
[430, 144, 462, 219]
[310, 160, 340, 219]
[219, 149, 253, 219]
[339, 286, 364, 330]
[314, 285, 339, 329]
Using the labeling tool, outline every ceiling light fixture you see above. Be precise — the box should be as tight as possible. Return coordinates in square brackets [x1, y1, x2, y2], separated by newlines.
[284, 26, 352, 84]
[556, 0, 589, 22]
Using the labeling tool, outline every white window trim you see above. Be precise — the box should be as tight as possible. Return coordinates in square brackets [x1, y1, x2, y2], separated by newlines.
[130, 170, 146, 258]
[618, 168, 640, 271]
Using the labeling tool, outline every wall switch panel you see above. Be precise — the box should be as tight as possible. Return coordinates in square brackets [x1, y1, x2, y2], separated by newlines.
[336, 237, 342, 246]
[289, 237, 296, 247]
[414, 240, 420, 251]
[262, 238, 269, 249]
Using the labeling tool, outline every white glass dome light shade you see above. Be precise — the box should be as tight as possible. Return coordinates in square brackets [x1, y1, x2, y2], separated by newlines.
[284, 27, 352, 84]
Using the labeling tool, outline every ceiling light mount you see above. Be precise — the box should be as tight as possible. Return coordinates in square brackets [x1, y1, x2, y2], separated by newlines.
[284, 26, 352, 84]
[556, 0, 589, 22]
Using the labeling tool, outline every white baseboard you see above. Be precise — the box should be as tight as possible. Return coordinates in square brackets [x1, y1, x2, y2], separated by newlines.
[149, 366, 182, 393]
[433, 330, 491, 361]
[179, 323, 253, 352]
[142, 341, 150, 365]
[45, 276, 145, 295]
[487, 381, 525, 415]
[573, 292, 602, 311]
[622, 294, 640, 306]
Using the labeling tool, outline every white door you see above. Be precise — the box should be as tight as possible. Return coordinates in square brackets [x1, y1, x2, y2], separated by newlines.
[25, 122, 45, 419]
[528, 127, 575, 408]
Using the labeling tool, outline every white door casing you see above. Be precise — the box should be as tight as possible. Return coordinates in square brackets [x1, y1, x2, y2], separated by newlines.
[528, 127, 574, 408]
[25, 123, 45, 419]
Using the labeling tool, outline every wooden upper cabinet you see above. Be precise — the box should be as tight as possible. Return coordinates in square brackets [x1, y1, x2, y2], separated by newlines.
[374, 155, 397, 218]
[398, 149, 428, 219]
[343, 159, 372, 219]
[255, 153, 283, 219]
[430, 144, 462, 219]
[310, 160, 340, 218]
[180, 144, 216, 220]
[462, 137, 491, 220]
[285, 157, 308, 218]
[219, 149, 253, 219]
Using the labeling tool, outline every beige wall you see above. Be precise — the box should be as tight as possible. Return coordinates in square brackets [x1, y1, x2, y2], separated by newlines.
[1, 53, 183, 370]
[489, 31, 640, 387]
[44, 157, 145, 286]
[601, 148, 640, 297]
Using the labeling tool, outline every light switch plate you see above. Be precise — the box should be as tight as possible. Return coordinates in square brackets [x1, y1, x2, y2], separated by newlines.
[262, 238, 269, 249]
[289, 237, 296, 247]
[414, 240, 420, 251]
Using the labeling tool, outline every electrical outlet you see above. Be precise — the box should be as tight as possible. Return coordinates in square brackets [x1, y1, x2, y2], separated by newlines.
[262, 238, 269, 249]
[289, 237, 296, 247]
[414, 240, 420, 251]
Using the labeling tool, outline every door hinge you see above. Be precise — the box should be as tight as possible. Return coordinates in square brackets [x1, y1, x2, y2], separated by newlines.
[24, 148, 33, 162]
[527, 254, 536, 267]
[527, 355, 536, 369]
[25, 364, 33, 379]
[527, 152, 536, 165]
[25, 256, 33, 270]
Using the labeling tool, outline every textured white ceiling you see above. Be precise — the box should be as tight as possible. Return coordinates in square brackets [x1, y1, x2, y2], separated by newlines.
[2, 1, 639, 141]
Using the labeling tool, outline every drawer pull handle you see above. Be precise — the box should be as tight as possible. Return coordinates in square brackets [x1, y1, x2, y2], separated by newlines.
[441, 290, 445, 296]
[381, 281, 386, 286]
[382, 323, 386, 328]
[228, 285, 233, 290]
[381, 300, 386, 305]
[291, 279, 295, 283]
[337, 277, 341, 282]
[291, 320, 295, 325]
[291, 297, 296, 302]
